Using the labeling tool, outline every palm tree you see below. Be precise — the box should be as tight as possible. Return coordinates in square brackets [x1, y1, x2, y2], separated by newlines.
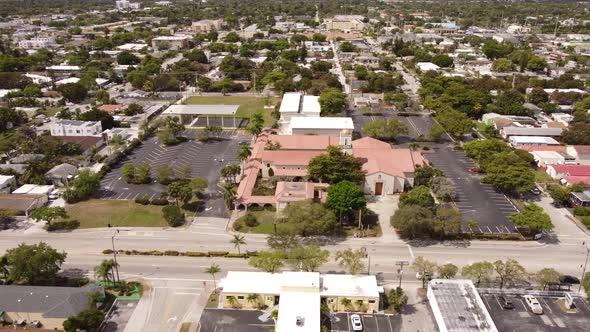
[205, 264, 221, 289]
[340, 298, 352, 310]
[246, 293, 260, 307]
[94, 259, 117, 286]
[230, 234, 246, 254]
[237, 144, 252, 164]
[220, 183, 237, 209]
[226, 295, 238, 308]
[0, 255, 9, 280]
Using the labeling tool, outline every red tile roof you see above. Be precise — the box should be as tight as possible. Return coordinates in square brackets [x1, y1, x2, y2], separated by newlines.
[573, 145, 590, 154]
[549, 164, 590, 176]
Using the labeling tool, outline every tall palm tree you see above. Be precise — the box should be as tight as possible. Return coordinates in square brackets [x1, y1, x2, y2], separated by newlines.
[94, 259, 117, 286]
[220, 183, 237, 209]
[205, 264, 221, 289]
[230, 234, 246, 254]
[237, 144, 252, 164]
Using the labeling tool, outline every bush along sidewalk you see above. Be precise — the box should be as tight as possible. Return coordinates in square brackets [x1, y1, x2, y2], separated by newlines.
[102, 249, 257, 258]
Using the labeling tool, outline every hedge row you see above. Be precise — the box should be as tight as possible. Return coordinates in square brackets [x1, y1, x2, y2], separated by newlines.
[102, 249, 257, 258]
[45, 219, 80, 231]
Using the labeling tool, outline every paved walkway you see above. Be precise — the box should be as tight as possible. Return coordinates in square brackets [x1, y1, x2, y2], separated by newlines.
[368, 195, 400, 243]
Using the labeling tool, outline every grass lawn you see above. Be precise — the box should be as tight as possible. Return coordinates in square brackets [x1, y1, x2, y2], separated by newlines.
[184, 95, 278, 126]
[66, 199, 169, 228]
[247, 210, 277, 234]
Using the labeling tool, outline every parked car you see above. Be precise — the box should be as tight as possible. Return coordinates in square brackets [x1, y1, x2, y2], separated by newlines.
[524, 295, 543, 314]
[530, 188, 541, 195]
[552, 201, 562, 208]
[498, 296, 514, 309]
[350, 314, 363, 331]
[48, 190, 60, 200]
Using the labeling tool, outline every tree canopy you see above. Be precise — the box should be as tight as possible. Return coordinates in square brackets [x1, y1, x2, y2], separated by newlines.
[509, 203, 553, 233]
[362, 118, 408, 141]
[4, 242, 67, 285]
[307, 146, 365, 184]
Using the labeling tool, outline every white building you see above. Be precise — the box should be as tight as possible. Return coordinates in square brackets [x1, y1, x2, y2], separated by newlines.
[508, 136, 560, 147]
[115, 0, 141, 11]
[0, 175, 16, 193]
[18, 37, 57, 50]
[278, 92, 322, 134]
[151, 35, 191, 50]
[50, 120, 103, 137]
[12, 184, 55, 196]
[428, 279, 498, 332]
[190, 19, 223, 33]
[416, 62, 440, 72]
[289, 117, 355, 137]
[303, 41, 331, 53]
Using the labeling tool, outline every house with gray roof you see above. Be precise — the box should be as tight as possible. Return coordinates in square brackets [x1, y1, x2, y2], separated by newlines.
[500, 126, 563, 139]
[45, 163, 78, 187]
[0, 285, 103, 330]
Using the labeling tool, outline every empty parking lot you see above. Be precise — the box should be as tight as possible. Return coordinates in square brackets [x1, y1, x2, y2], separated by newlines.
[99, 130, 242, 216]
[482, 293, 590, 331]
[425, 146, 519, 234]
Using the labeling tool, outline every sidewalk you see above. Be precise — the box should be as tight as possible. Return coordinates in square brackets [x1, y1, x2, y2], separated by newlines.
[367, 195, 400, 243]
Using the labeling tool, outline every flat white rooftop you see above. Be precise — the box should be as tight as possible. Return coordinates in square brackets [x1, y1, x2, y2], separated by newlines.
[510, 136, 560, 145]
[276, 290, 320, 332]
[301, 96, 321, 114]
[290, 117, 354, 130]
[428, 279, 498, 332]
[12, 184, 54, 195]
[163, 104, 239, 116]
[280, 92, 303, 114]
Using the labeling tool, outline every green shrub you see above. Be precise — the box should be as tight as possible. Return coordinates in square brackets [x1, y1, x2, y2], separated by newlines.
[208, 251, 229, 257]
[45, 219, 80, 231]
[150, 250, 163, 256]
[102, 249, 114, 254]
[243, 213, 259, 227]
[233, 219, 245, 231]
[580, 216, 590, 228]
[150, 198, 169, 205]
[162, 205, 185, 227]
[574, 207, 590, 216]
[164, 250, 180, 256]
[226, 253, 248, 258]
[246, 251, 259, 256]
[135, 194, 150, 205]
[185, 251, 207, 257]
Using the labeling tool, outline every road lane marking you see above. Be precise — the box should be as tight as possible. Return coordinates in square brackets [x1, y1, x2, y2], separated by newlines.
[407, 245, 415, 260]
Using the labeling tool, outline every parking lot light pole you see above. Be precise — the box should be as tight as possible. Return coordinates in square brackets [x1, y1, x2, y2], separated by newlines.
[112, 229, 121, 285]
[579, 241, 590, 293]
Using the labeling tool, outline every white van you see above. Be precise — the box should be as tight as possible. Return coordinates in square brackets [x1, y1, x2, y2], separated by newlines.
[48, 189, 60, 200]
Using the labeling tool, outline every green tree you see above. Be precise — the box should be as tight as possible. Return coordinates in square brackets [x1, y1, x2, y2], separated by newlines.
[436, 109, 473, 138]
[463, 139, 510, 163]
[431, 177, 456, 202]
[391, 205, 434, 239]
[31, 207, 67, 226]
[246, 111, 264, 137]
[167, 181, 193, 208]
[238, 143, 252, 164]
[493, 258, 526, 289]
[249, 250, 285, 273]
[319, 88, 347, 115]
[220, 183, 237, 209]
[527, 55, 548, 71]
[429, 123, 446, 142]
[438, 263, 459, 278]
[412, 256, 438, 283]
[491, 58, 514, 72]
[387, 287, 408, 312]
[176, 165, 193, 181]
[121, 163, 136, 183]
[5, 242, 67, 285]
[230, 234, 246, 254]
[432, 54, 453, 68]
[135, 162, 151, 184]
[434, 206, 462, 240]
[461, 261, 494, 287]
[162, 205, 185, 227]
[205, 264, 221, 289]
[63, 308, 105, 332]
[400, 185, 435, 208]
[282, 201, 338, 236]
[286, 245, 329, 272]
[509, 203, 553, 234]
[362, 118, 408, 141]
[308, 146, 365, 184]
[535, 268, 560, 290]
[221, 164, 241, 184]
[547, 185, 570, 205]
[116, 51, 140, 65]
[335, 249, 365, 275]
[326, 180, 366, 223]
[414, 165, 444, 186]
[57, 83, 88, 103]
[267, 229, 301, 251]
[155, 164, 174, 184]
[529, 87, 549, 105]
[339, 42, 356, 52]
[189, 177, 208, 194]
[94, 259, 117, 285]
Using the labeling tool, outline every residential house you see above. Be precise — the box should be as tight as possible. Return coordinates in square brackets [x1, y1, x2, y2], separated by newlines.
[45, 163, 78, 187]
[0, 194, 47, 216]
[50, 120, 102, 137]
[500, 126, 563, 139]
[0, 285, 103, 330]
[546, 164, 590, 186]
[566, 146, 590, 165]
[508, 136, 560, 148]
[219, 271, 382, 332]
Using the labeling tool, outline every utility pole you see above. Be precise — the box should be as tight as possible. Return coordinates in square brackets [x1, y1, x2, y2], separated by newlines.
[579, 241, 590, 293]
[395, 261, 409, 288]
[111, 229, 121, 284]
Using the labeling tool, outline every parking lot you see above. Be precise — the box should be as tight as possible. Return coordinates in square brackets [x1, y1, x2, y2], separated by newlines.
[329, 312, 402, 331]
[482, 293, 590, 331]
[425, 145, 519, 234]
[99, 130, 243, 217]
[190, 116, 249, 128]
[199, 309, 274, 332]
